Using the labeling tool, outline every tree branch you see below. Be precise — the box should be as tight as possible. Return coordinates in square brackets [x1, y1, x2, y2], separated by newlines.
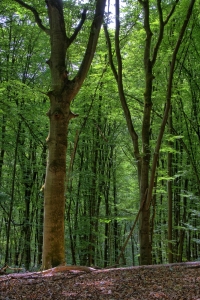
[152, 0, 180, 68]
[151, 0, 164, 66]
[164, 0, 179, 26]
[103, 24, 118, 81]
[139, 0, 153, 71]
[13, 0, 50, 35]
[104, 1, 141, 177]
[72, 0, 106, 92]
[115, 0, 123, 83]
[68, 9, 87, 46]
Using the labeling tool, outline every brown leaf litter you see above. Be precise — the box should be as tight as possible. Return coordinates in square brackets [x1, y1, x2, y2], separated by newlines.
[1, 262, 200, 299]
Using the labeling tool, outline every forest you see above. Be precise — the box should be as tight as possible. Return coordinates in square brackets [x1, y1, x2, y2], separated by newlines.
[0, 0, 199, 272]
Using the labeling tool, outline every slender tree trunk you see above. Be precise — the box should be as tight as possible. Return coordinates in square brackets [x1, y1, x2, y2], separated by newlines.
[139, 0, 153, 265]
[187, 232, 191, 261]
[177, 179, 188, 262]
[113, 149, 119, 264]
[17, 138, 37, 270]
[104, 161, 111, 267]
[36, 145, 46, 266]
[130, 231, 135, 266]
[72, 148, 84, 265]
[0, 116, 6, 184]
[159, 195, 163, 264]
[168, 105, 173, 263]
[23, 178, 32, 270]
[5, 122, 21, 264]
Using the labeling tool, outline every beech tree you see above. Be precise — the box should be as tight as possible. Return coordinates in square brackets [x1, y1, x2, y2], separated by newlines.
[104, 0, 196, 264]
[10, 0, 106, 269]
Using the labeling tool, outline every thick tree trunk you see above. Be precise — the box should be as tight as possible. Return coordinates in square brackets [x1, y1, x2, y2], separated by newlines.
[41, 0, 69, 269]
[41, 0, 106, 269]
[42, 92, 70, 268]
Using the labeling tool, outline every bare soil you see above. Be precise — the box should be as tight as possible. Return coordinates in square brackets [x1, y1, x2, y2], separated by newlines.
[1, 262, 200, 299]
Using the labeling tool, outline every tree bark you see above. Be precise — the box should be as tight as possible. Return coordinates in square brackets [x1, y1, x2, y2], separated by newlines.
[42, 0, 106, 269]
[5, 122, 21, 265]
[138, 0, 153, 265]
[168, 105, 173, 263]
[12, 0, 106, 269]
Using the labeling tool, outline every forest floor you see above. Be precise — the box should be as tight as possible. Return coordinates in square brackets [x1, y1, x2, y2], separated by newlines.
[1, 262, 200, 299]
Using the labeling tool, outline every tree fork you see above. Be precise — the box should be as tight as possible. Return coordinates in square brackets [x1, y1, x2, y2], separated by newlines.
[13, 0, 106, 269]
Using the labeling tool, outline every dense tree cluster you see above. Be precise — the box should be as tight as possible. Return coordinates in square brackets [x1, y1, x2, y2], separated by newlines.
[0, 0, 199, 271]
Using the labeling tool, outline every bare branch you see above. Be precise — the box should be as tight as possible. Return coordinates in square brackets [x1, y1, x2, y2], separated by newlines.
[13, 0, 50, 35]
[68, 9, 87, 46]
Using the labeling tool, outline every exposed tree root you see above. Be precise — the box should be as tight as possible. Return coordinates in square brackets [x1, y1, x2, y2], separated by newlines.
[41, 265, 96, 275]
